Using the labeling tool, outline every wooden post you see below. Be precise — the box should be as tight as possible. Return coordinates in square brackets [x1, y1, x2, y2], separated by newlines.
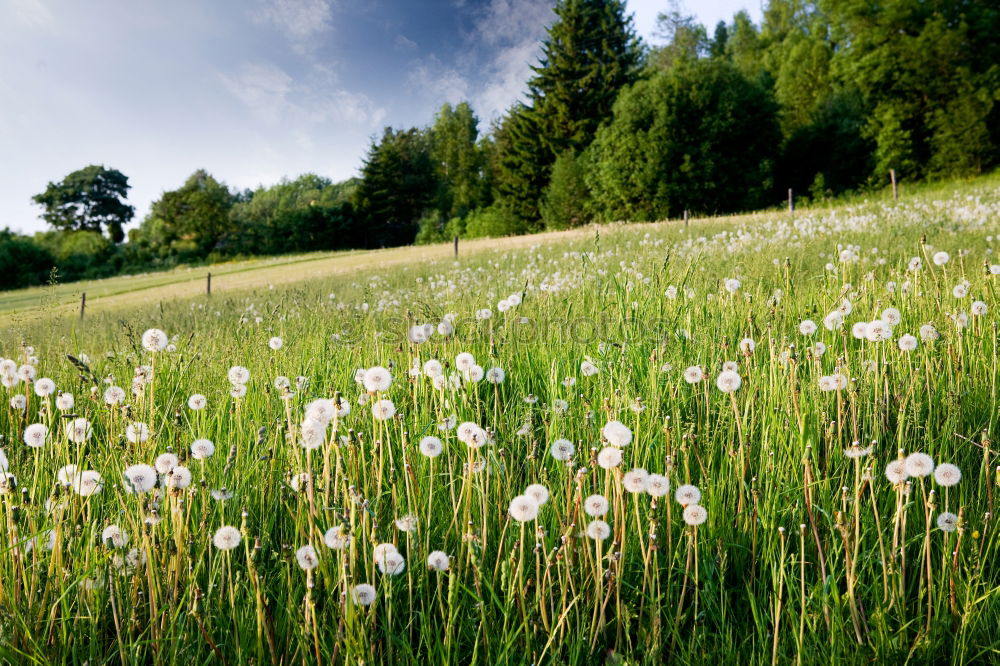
[453, 236, 458, 258]
[683, 210, 689, 227]
[890, 169, 898, 201]
[207, 272, 212, 296]
[79, 292, 86, 320]
[788, 188, 794, 213]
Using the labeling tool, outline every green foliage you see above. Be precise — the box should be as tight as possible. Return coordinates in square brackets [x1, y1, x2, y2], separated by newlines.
[31, 165, 134, 243]
[587, 60, 780, 221]
[0, 229, 54, 289]
[463, 203, 527, 238]
[429, 103, 489, 219]
[140, 170, 237, 260]
[353, 127, 437, 248]
[540, 150, 591, 230]
[32, 230, 118, 282]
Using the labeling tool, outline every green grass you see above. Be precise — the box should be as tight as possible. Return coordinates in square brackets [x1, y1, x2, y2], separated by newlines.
[2, 174, 1000, 664]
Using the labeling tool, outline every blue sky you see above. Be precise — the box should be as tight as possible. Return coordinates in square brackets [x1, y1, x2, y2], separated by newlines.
[0, 0, 761, 234]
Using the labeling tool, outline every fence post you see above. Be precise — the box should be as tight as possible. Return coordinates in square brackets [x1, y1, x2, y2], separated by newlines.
[683, 210, 689, 227]
[788, 188, 794, 213]
[453, 236, 458, 258]
[207, 272, 212, 296]
[79, 292, 86, 320]
[890, 169, 898, 201]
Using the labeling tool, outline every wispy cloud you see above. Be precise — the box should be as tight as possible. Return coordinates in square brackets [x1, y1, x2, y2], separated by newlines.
[5, 0, 55, 29]
[252, 0, 334, 51]
[407, 56, 470, 108]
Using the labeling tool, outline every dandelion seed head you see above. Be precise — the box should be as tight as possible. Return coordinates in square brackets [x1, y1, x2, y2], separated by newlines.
[213, 526, 242, 550]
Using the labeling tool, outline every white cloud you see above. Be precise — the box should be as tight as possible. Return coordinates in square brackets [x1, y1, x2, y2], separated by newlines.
[407, 57, 470, 108]
[5, 0, 55, 30]
[252, 0, 333, 48]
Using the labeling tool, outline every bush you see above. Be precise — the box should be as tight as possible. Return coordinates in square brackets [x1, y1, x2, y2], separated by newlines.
[540, 150, 591, 230]
[0, 230, 55, 289]
[463, 204, 527, 239]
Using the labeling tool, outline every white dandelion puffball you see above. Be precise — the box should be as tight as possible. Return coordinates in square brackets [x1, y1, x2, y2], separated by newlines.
[324, 526, 351, 550]
[580, 360, 599, 377]
[191, 439, 216, 460]
[851, 322, 869, 339]
[597, 446, 623, 469]
[56, 392, 74, 411]
[305, 399, 335, 424]
[455, 352, 476, 372]
[268, 336, 284, 350]
[213, 526, 242, 550]
[299, 419, 326, 450]
[164, 466, 192, 489]
[919, 324, 939, 341]
[295, 545, 319, 570]
[373, 542, 398, 564]
[550, 438, 575, 461]
[823, 311, 844, 330]
[683, 504, 708, 526]
[371, 399, 396, 421]
[587, 520, 611, 541]
[683, 366, 704, 384]
[123, 464, 157, 493]
[799, 320, 817, 335]
[57, 464, 78, 486]
[904, 452, 934, 478]
[722, 360, 739, 373]
[739, 337, 756, 354]
[104, 386, 126, 406]
[141, 328, 168, 352]
[230, 384, 248, 399]
[378, 551, 406, 575]
[352, 584, 377, 606]
[23, 423, 48, 448]
[34, 377, 56, 397]
[485, 367, 505, 384]
[125, 422, 150, 444]
[675, 484, 701, 506]
[602, 420, 633, 447]
[584, 494, 610, 517]
[363, 366, 392, 392]
[932, 251, 950, 266]
[228, 366, 250, 385]
[724, 278, 741, 293]
[934, 463, 961, 487]
[65, 418, 93, 443]
[464, 365, 485, 382]
[101, 525, 129, 548]
[716, 370, 742, 393]
[456, 421, 486, 447]
[10, 394, 26, 411]
[936, 512, 958, 532]
[865, 320, 892, 341]
[884, 460, 909, 484]
[427, 551, 450, 571]
[525, 483, 549, 505]
[154, 453, 178, 474]
[881, 308, 901, 325]
[508, 494, 539, 522]
[422, 359, 444, 378]
[187, 394, 207, 410]
[898, 334, 918, 352]
[437, 319, 455, 336]
[623, 468, 649, 493]
[646, 473, 670, 497]
[395, 515, 418, 532]
[73, 470, 102, 496]
[971, 301, 988, 316]
[419, 436, 443, 458]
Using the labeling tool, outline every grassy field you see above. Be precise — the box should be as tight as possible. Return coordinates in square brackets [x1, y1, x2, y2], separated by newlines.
[2, 174, 1000, 664]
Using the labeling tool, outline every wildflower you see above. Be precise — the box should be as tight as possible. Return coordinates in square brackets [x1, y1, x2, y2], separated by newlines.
[0, 473, 16, 494]
[580, 360, 599, 377]
[971, 301, 988, 316]
[65, 418, 92, 443]
[378, 551, 406, 575]
[602, 420, 633, 447]
[230, 384, 247, 398]
[799, 320, 817, 335]
[724, 278, 741, 293]
[395, 515, 418, 532]
[123, 464, 157, 493]
[508, 495, 539, 522]
[646, 474, 670, 497]
[213, 526, 242, 550]
[881, 308, 901, 325]
[851, 322, 868, 339]
[228, 366, 250, 385]
[683, 504, 708, 526]
[739, 338, 756, 354]
[187, 394, 207, 410]
[934, 463, 961, 487]
[57, 464, 77, 485]
[885, 459, 908, 484]
[419, 436, 443, 458]
[154, 453, 178, 474]
[485, 367, 505, 384]
[562, 376, 577, 387]
[191, 439, 216, 460]
[351, 583, 377, 605]
[824, 311, 844, 330]
[898, 334, 918, 352]
[936, 512, 958, 532]
[23, 423, 47, 448]
[584, 494, 609, 517]
[55, 392, 74, 411]
[865, 320, 892, 341]
[104, 386, 126, 405]
[587, 520, 611, 541]
[904, 452, 934, 478]
[371, 399, 396, 421]
[552, 399, 569, 414]
[125, 422, 150, 444]
[919, 324, 939, 341]
[623, 468, 648, 493]
[675, 484, 701, 506]
[456, 422, 486, 447]
[101, 525, 129, 548]
[268, 336, 283, 350]
[932, 251, 950, 266]
[163, 466, 192, 489]
[34, 377, 56, 397]
[141, 328, 168, 352]
[716, 370, 742, 393]
[843, 443, 873, 459]
[597, 446, 623, 469]
[464, 365, 485, 382]
[363, 366, 392, 392]
[455, 353, 476, 372]
[525, 483, 549, 505]
[295, 545, 319, 570]
[211, 488, 233, 501]
[683, 366, 704, 384]
[722, 360, 739, 372]
[324, 526, 351, 550]
[437, 319, 455, 336]
[550, 438, 575, 461]
[73, 470, 102, 496]
[427, 551, 450, 571]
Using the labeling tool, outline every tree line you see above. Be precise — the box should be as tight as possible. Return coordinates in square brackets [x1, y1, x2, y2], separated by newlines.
[3, 0, 998, 290]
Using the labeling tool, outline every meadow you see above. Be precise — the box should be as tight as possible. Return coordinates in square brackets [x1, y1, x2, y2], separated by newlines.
[2, 175, 1000, 664]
